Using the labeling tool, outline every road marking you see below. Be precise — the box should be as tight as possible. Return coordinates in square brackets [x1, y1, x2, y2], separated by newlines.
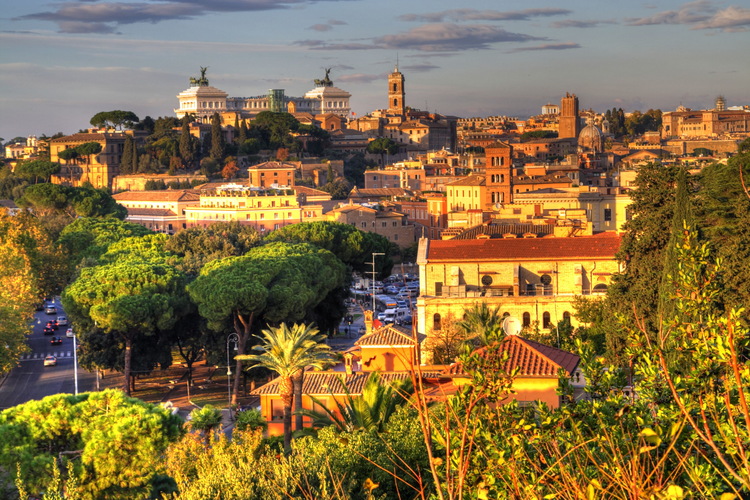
[19, 352, 72, 362]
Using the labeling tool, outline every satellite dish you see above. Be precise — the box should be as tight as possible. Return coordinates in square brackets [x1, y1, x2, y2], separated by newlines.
[502, 316, 522, 336]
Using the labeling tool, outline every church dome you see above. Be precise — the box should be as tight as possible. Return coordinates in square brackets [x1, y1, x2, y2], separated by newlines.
[578, 121, 603, 153]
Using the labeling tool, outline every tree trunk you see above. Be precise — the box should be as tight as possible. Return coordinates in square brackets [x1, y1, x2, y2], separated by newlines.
[232, 312, 254, 406]
[292, 369, 304, 432]
[281, 378, 294, 454]
[123, 335, 132, 396]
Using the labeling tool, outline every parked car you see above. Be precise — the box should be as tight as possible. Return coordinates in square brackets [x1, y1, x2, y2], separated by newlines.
[66, 328, 74, 338]
[56, 316, 68, 326]
[45, 305, 57, 315]
[43, 355, 57, 367]
[50, 336, 62, 346]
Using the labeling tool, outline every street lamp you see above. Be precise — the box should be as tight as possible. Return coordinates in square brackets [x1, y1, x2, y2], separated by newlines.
[226, 332, 239, 421]
[371, 252, 385, 313]
[73, 333, 79, 395]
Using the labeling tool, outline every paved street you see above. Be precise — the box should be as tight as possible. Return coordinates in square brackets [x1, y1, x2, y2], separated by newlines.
[0, 300, 100, 410]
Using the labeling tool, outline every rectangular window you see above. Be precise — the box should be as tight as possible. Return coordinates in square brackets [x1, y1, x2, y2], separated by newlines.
[604, 208, 612, 222]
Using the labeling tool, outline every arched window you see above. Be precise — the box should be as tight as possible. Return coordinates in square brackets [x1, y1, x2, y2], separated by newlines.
[593, 284, 608, 294]
[393, 83, 397, 92]
[522, 312, 530, 327]
[563, 311, 571, 323]
[433, 313, 442, 331]
[543, 312, 551, 329]
[393, 99, 399, 107]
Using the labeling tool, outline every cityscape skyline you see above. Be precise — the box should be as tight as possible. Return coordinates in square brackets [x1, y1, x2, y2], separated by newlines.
[1, 0, 749, 141]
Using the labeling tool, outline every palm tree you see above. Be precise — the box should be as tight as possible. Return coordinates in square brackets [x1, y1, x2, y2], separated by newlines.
[297, 372, 413, 434]
[455, 303, 505, 347]
[241, 322, 333, 453]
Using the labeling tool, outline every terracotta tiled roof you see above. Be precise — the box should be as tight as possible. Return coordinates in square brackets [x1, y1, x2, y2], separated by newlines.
[426, 233, 621, 261]
[446, 336, 580, 378]
[248, 161, 297, 170]
[349, 187, 412, 198]
[445, 175, 485, 187]
[125, 208, 177, 216]
[356, 325, 415, 347]
[329, 204, 376, 214]
[251, 371, 413, 396]
[513, 174, 573, 185]
[113, 190, 200, 202]
[293, 185, 332, 197]
[51, 133, 124, 142]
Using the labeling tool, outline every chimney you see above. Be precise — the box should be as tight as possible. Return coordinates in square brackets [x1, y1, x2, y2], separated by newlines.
[364, 310, 374, 336]
[344, 353, 353, 374]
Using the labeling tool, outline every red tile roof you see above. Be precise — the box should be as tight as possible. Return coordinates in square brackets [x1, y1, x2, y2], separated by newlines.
[113, 190, 200, 202]
[251, 371, 424, 396]
[356, 325, 415, 347]
[248, 161, 297, 170]
[447, 335, 579, 378]
[427, 233, 621, 261]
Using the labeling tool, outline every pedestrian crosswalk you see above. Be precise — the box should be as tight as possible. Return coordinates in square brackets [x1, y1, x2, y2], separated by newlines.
[20, 352, 73, 361]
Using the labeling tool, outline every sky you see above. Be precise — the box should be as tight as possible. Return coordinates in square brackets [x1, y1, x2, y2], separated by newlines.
[1, 0, 749, 142]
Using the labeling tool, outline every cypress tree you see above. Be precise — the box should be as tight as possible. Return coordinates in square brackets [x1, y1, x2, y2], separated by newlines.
[239, 120, 248, 145]
[179, 118, 196, 169]
[120, 135, 134, 174]
[659, 167, 695, 324]
[210, 113, 225, 161]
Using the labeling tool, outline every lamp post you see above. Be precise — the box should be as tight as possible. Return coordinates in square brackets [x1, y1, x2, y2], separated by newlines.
[226, 332, 239, 421]
[73, 333, 79, 395]
[370, 252, 385, 313]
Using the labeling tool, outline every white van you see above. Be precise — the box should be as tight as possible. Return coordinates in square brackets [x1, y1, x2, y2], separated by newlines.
[378, 308, 408, 324]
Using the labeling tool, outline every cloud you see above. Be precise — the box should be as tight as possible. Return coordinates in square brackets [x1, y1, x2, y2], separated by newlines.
[295, 39, 375, 50]
[692, 6, 750, 31]
[336, 73, 384, 84]
[551, 19, 616, 29]
[401, 64, 440, 72]
[625, 0, 714, 26]
[399, 8, 571, 23]
[13, 0, 351, 34]
[376, 23, 544, 52]
[508, 42, 581, 52]
[308, 18, 348, 32]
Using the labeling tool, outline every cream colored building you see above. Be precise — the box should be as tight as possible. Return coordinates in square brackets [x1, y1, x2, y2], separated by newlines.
[313, 203, 416, 248]
[112, 190, 200, 234]
[184, 183, 302, 233]
[416, 233, 622, 338]
[175, 69, 351, 122]
[513, 186, 631, 232]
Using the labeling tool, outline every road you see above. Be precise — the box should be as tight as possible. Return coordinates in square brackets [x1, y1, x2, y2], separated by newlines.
[0, 300, 99, 410]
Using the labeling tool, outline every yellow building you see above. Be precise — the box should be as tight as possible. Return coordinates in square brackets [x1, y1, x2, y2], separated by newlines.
[313, 203, 416, 248]
[49, 132, 127, 190]
[184, 182, 301, 233]
[445, 175, 487, 212]
[112, 190, 200, 234]
[416, 233, 622, 338]
[446, 335, 584, 408]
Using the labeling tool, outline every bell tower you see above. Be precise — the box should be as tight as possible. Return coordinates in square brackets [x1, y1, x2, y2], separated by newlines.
[388, 64, 406, 117]
[559, 92, 580, 139]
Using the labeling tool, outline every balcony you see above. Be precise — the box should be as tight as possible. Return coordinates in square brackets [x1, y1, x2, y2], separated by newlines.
[431, 284, 604, 299]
